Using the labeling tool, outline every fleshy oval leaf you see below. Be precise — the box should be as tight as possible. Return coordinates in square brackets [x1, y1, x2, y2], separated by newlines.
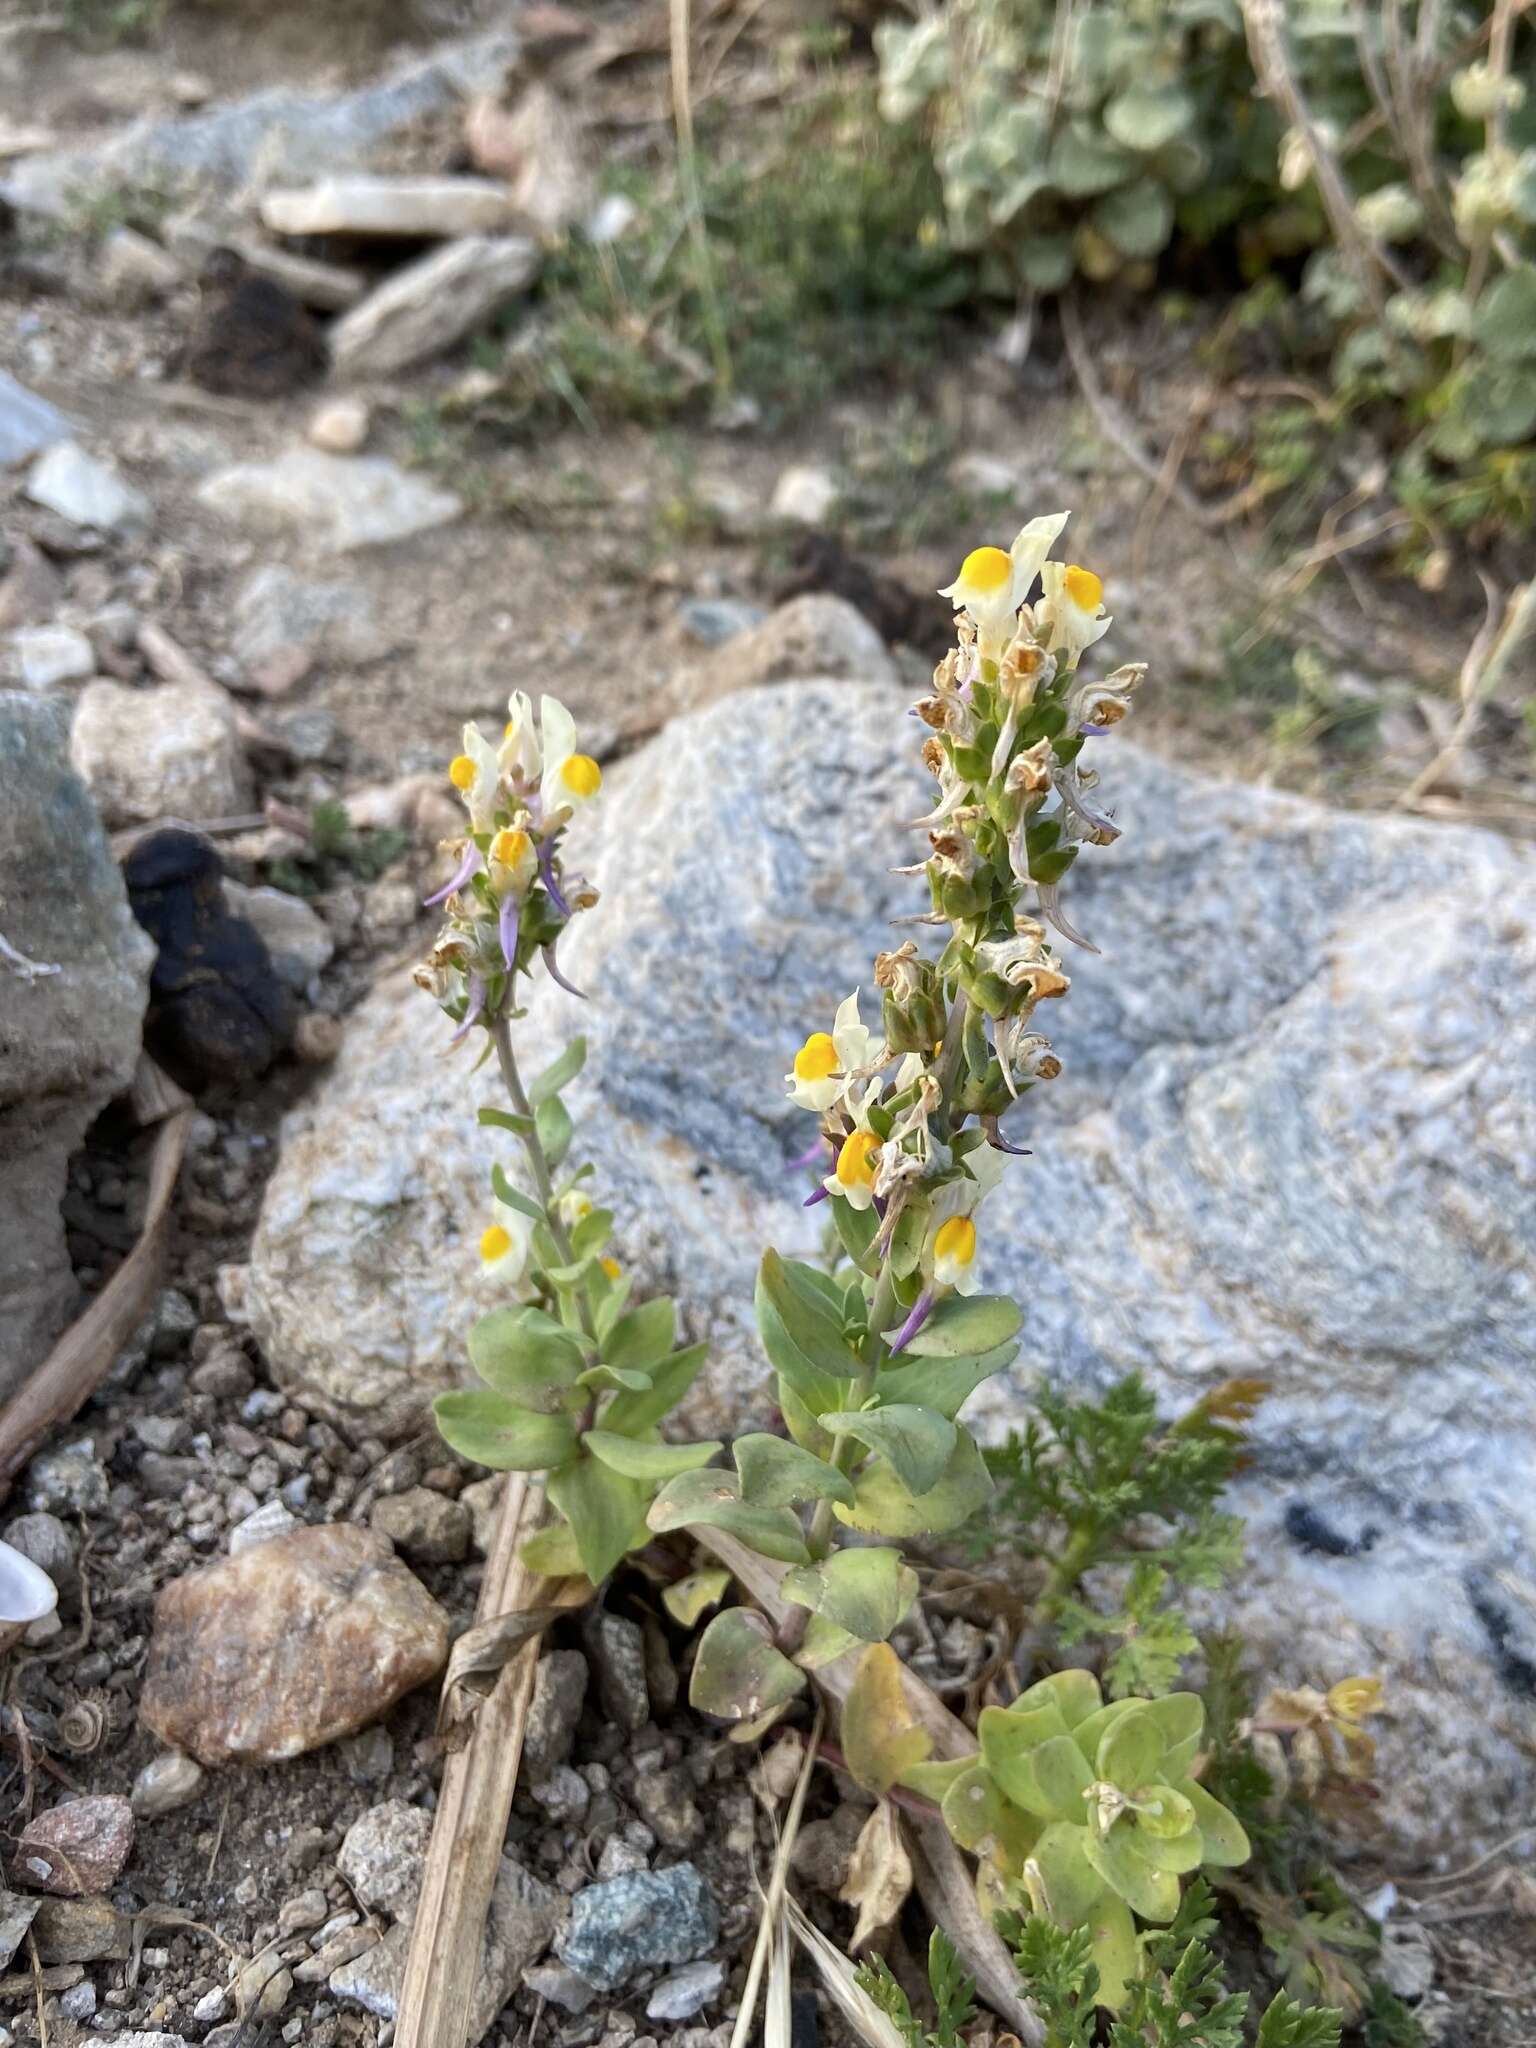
[646, 1468, 811, 1565]
[690, 1608, 807, 1722]
[582, 1430, 721, 1482]
[888, 1293, 1022, 1359]
[733, 1432, 855, 1508]
[780, 1547, 918, 1643]
[433, 1392, 578, 1473]
[820, 1405, 957, 1496]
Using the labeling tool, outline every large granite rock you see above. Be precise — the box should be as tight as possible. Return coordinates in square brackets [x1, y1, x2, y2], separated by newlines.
[0, 696, 153, 1401]
[247, 678, 1536, 1850]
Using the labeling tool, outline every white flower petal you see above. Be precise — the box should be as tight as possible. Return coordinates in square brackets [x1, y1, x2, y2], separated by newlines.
[1007, 511, 1070, 608]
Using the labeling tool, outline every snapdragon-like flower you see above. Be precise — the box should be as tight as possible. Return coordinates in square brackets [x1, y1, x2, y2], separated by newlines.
[827, 1127, 882, 1212]
[501, 689, 542, 784]
[540, 697, 603, 823]
[923, 1144, 1004, 1296]
[787, 991, 883, 1113]
[1037, 561, 1112, 661]
[939, 511, 1069, 660]
[479, 1197, 534, 1286]
[418, 694, 602, 1044]
[449, 722, 503, 833]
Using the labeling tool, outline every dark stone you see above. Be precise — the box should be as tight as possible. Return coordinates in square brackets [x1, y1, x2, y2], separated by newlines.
[122, 828, 294, 1087]
[1283, 1501, 1378, 1560]
[185, 249, 329, 400]
[770, 529, 947, 660]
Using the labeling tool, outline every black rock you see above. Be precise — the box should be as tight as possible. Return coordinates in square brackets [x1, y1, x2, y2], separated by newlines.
[122, 828, 294, 1088]
[770, 529, 949, 660]
[184, 248, 328, 400]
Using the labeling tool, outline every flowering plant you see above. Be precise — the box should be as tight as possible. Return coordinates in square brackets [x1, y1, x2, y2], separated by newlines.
[418, 512, 1261, 2007]
[416, 694, 722, 1584]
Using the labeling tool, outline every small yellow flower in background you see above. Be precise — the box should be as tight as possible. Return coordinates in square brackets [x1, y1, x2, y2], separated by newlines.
[795, 1032, 838, 1081]
[1326, 1676, 1384, 1724]
[540, 696, 603, 820]
[786, 991, 882, 1111]
[479, 1198, 533, 1282]
[600, 1256, 622, 1281]
[489, 825, 537, 895]
[1038, 558, 1112, 661]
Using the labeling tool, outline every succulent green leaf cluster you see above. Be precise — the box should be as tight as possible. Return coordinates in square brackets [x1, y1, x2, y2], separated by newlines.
[925, 1670, 1249, 2009]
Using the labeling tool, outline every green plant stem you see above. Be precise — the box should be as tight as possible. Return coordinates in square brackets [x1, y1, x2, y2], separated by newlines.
[489, 1010, 597, 1346]
[932, 987, 972, 1135]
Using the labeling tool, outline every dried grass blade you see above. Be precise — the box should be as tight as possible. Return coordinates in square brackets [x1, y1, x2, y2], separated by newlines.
[731, 1706, 823, 2048]
[395, 1478, 584, 2048]
[0, 1091, 189, 1498]
[783, 1893, 909, 2048]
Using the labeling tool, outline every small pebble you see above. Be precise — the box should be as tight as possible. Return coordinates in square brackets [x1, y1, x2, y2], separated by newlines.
[131, 1750, 205, 1820]
[647, 1958, 727, 2023]
[307, 398, 369, 454]
[60, 1979, 97, 2020]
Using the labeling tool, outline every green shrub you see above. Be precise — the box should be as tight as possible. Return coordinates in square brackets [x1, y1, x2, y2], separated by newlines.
[877, 1, 1536, 551]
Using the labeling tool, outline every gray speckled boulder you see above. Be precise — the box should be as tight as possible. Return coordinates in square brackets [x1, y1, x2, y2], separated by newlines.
[247, 677, 1536, 1849]
[0, 695, 154, 1400]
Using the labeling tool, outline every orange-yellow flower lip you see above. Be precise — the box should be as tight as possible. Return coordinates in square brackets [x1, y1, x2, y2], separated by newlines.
[957, 545, 1011, 595]
[794, 1032, 839, 1083]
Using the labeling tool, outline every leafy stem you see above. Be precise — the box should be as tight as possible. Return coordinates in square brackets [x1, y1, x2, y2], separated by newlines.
[489, 1008, 595, 1344]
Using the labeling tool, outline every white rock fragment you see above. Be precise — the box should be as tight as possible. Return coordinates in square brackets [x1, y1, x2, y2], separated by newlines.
[130, 1751, 204, 1820]
[69, 679, 249, 829]
[227, 1499, 300, 1556]
[197, 449, 461, 554]
[261, 175, 519, 240]
[329, 235, 539, 378]
[8, 625, 94, 691]
[307, 397, 370, 454]
[26, 441, 149, 533]
[100, 228, 182, 305]
[768, 462, 838, 526]
[223, 883, 335, 990]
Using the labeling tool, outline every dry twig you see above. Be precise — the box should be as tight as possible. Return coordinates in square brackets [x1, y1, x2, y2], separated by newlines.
[394, 1477, 585, 2048]
[1395, 577, 1536, 812]
[0, 1066, 190, 1500]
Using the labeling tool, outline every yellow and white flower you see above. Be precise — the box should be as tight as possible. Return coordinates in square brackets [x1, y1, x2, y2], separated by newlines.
[939, 512, 1069, 659]
[488, 823, 537, 897]
[1037, 560, 1111, 663]
[931, 1214, 981, 1292]
[479, 1197, 534, 1286]
[926, 1145, 1006, 1295]
[786, 990, 882, 1112]
[540, 696, 603, 822]
[448, 722, 502, 833]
